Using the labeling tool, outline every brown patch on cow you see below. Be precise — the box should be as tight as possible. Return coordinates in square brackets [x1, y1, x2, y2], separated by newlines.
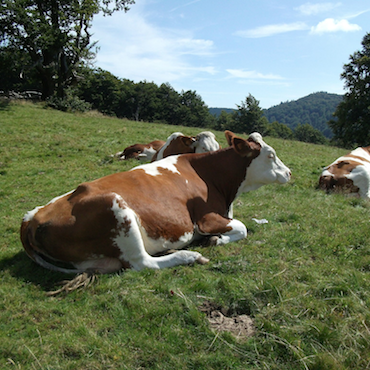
[199, 301, 256, 339]
[232, 137, 261, 158]
[197, 212, 232, 235]
[225, 130, 236, 146]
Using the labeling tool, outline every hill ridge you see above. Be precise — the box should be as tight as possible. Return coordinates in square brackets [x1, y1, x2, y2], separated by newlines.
[209, 92, 343, 138]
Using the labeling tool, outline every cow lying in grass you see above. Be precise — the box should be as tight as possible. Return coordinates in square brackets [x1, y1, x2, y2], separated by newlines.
[319, 146, 370, 198]
[115, 140, 165, 161]
[116, 131, 219, 162]
[21, 131, 291, 273]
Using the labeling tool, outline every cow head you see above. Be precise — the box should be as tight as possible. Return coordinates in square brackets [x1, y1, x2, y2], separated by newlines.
[192, 131, 220, 153]
[319, 161, 361, 194]
[228, 131, 291, 193]
[152, 132, 196, 160]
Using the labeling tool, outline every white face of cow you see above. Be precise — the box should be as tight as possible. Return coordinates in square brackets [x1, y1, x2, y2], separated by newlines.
[192, 131, 220, 153]
[239, 133, 291, 194]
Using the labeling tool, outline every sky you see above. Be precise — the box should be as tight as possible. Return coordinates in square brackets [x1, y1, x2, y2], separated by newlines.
[90, 0, 370, 109]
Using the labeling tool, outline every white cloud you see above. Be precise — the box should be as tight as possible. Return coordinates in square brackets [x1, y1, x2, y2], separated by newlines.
[235, 22, 308, 38]
[296, 2, 342, 16]
[227, 69, 284, 80]
[91, 12, 217, 84]
[310, 18, 361, 34]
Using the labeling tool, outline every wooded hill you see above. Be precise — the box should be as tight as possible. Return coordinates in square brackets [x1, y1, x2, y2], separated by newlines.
[210, 92, 343, 138]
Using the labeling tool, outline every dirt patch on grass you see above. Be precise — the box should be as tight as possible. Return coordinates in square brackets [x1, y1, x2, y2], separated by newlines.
[199, 301, 255, 339]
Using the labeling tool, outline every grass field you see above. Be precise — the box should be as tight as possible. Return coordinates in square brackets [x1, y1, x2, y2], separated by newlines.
[1, 101, 370, 369]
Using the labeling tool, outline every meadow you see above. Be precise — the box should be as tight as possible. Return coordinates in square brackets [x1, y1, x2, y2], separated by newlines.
[1, 101, 369, 369]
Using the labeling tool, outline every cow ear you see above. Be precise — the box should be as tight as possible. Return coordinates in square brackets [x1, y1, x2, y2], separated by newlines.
[232, 137, 261, 157]
[181, 136, 196, 147]
[224, 130, 236, 146]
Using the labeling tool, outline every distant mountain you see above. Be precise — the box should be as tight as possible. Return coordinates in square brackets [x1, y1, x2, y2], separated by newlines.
[209, 92, 343, 138]
[263, 92, 343, 138]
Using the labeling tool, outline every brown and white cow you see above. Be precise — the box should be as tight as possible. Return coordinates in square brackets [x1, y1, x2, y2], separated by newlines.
[152, 131, 220, 161]
[116, 140, 166, 161]
[319, 146, 370, 198]
[20, 131, 291, 273]
[116, 131, 220, 162]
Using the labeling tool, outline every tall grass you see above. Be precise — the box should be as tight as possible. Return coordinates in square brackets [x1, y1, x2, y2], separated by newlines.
[1, 101, 369, 369]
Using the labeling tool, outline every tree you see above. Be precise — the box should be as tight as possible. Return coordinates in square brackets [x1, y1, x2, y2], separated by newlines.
[294, 123, 327, 145]
[176, 90, 213, 127]
[329, 33, 370, 147]
[231, 94, 269, 134]
[267, 121, 293, 140]
[0, 0, 134, 99]
[213, 110, 234, 131]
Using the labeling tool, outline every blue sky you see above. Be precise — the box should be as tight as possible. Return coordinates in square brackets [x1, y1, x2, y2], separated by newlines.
[91, 0, 370, 109]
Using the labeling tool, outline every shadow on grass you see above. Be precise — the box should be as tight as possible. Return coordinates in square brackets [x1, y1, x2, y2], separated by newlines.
[0, 250, 75, 291]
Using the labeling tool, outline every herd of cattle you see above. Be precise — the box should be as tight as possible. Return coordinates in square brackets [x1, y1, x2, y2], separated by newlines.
[20, 130, 370, 274]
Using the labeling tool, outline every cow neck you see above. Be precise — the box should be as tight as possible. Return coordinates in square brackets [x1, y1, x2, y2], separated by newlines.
[188, 147, 253, 207]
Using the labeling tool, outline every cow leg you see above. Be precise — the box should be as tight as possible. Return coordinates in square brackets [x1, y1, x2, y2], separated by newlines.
[112, 195, 208, 271]
[196, 213, 247, 246]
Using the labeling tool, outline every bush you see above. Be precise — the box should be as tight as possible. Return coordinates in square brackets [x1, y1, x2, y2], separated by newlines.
[46, 89, 92, 113]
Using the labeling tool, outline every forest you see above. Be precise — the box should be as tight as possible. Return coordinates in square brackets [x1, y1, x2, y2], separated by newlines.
[210, 92, 343, 139]
[263, 92, 343, 138]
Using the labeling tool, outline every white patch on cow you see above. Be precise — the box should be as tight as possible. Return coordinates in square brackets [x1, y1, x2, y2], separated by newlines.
[350, 147, 370, 162]
[46, 190, 74, 205]
[130, 155, 181, 177]
[237, 138, 291, 195]
[110, 193, 203, 270]
[138, 146, 157, 162]
[155, 132, 184, 160]
[326, 156, 370, 169]
[347, 164, 370, 198]
[195, 218, 247, 246]
[216, 219, 247, 245]
[23, 206, 44, 222]
[192, 131, 220, 153]
[142, 230, 195, 256]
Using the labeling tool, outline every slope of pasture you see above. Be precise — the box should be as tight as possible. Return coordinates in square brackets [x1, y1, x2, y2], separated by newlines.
[1, 101, 369, 370]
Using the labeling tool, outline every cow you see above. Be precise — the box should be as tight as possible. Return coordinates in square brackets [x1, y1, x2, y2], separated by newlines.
[116, 140, 166, 161]
[116, 131, 220, 162]
[319, 146, 370, 198]
[20, 131, 291, 274]
[152, 131, 220, 161]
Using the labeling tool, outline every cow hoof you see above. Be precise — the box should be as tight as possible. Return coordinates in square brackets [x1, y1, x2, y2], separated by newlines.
[196, 256, 210, 265]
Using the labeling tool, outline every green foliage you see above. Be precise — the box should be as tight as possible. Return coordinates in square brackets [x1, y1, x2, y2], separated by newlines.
[211, 95, 323, 144]
[1, 102, 370, 369]
[294, 123, 328, 144]
[0, 46, 41, 92]
[266, 121, 294, 140]
[0, 0, 135, 99]
[46, 88, 92, 113]
[330, 32, 370, 147]
[75, 68, 214, 127]
[231, 94, 270, 134]
[264, 92, 343, 138]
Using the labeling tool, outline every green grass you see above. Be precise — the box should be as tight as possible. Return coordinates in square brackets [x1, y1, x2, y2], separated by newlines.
[1, 100, 370, 369]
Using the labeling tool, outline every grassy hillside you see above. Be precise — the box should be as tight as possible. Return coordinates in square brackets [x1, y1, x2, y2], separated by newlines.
[1, 101, 369, 370]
